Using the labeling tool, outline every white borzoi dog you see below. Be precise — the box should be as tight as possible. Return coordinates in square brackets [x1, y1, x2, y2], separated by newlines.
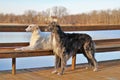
[15, 24, 52, 51]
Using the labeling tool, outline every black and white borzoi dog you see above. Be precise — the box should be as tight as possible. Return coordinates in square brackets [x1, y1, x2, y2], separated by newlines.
[46, 22, 98, 75]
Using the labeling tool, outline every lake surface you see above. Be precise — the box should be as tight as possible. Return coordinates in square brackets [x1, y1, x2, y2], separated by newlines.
[0, 30, 120, 71]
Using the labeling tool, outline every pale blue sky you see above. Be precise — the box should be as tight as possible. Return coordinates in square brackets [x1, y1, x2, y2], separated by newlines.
[0, 0, 120, 15]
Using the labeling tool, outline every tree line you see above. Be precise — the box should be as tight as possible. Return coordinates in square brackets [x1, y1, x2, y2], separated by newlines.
[0, 6, 120, 25]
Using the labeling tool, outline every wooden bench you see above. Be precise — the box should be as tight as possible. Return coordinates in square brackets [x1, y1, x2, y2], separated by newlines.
[0, 24, 120, 75]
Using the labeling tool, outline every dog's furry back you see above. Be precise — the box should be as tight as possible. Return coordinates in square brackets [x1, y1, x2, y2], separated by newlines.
[63, 33, 95, 55]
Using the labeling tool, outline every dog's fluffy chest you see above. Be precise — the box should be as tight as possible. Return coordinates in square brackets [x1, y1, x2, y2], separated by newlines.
[52, 34, 65, 56]
[52, 35, 57, 48]
[52, 34, 60, 54]
[30, 31, 40, 46]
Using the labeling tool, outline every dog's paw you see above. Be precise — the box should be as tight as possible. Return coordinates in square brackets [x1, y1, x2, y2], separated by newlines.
[85, 67, 89, 70]
[51, 70, 58, 74]
[57, 72, 63, 76]
[85, 65, 92, 70]
[93, 68, 98, 72]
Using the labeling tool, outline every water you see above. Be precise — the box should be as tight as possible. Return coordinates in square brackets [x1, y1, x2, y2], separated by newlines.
[0, 30, 120, 71]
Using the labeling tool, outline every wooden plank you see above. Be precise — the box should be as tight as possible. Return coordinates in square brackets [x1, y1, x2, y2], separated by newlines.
[0, 49, 53, 58]
[72, 54, 76, 70]
[96, 46, 120, 53]
[0, 38, 120, 47]
[0, 24, 28, 32]
[61, 24, 120, 31]
[12, 58, 16, 75]
[0, 43, 29, 47]
[0, 25, 46, 32]
[0, 45, 120, 58]
[94, 38, 120, 45]
[0, 24, 120, 32]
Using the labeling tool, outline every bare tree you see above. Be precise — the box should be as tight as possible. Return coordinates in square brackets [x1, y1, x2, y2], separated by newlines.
[24, 10, 37, 23]
[0, 8, 120, 25]
[52, 6, 68, 18]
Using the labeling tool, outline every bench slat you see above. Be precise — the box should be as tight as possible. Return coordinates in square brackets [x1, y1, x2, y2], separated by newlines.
[0, 24, 120, 32]
[0, 38, 120, 48]
[0, 46, 120, 58]
[0, 43, 120, 58]
[0, 43, 29, 47]
[0, 49, 53, 58]
[0, 38, 120, 47]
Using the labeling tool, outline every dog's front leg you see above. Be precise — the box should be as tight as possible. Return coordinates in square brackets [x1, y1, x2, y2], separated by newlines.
[52, 54, 61, 74]
[57, 56, 66, 75]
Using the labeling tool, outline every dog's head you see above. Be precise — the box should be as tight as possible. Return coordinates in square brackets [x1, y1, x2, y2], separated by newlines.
[26, 24, 40, 32]
[46, 22, 61, 33]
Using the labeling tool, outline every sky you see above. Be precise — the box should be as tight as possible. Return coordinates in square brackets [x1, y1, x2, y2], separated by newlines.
[0, 0, 120, 15]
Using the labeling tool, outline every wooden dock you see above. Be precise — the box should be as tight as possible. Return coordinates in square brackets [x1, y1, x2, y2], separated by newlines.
[0, 60, 120, 80]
